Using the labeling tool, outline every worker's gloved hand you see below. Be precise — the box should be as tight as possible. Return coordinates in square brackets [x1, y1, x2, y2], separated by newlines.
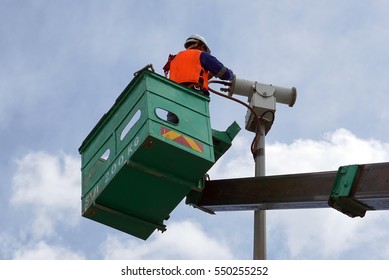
[220, 81, 233, 94]
[221, 74, 236, 96]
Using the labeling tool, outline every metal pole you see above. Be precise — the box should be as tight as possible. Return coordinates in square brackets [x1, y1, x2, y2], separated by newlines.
[253, 122, 266, 260]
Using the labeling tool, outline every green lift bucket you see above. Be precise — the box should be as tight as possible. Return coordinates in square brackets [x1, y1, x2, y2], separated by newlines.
[79, 68, 240, 240]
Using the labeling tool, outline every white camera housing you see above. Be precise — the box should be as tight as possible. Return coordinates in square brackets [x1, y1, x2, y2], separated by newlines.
[229, 77, 297, 132]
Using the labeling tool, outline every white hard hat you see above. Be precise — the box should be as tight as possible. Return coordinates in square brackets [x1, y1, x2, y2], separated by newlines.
[184, 34, 211, 53]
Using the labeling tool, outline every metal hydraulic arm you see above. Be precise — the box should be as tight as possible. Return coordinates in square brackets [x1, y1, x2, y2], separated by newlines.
[187, 162, 389, 218]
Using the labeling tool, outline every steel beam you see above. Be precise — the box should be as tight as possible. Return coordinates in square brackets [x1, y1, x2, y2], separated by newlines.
[193, 162, 389, 213]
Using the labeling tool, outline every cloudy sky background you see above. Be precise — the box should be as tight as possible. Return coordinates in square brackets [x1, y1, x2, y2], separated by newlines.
[2, 0, 389, 260]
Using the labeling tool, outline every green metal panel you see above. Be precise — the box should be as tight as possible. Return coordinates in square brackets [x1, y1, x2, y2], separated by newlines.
[211, 121, 241, 161]
[328, 165, 371, 218]
[79, 69, 239, 240]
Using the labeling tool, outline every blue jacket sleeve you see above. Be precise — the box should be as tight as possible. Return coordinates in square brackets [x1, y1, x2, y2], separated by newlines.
[200, 52, 234, 81]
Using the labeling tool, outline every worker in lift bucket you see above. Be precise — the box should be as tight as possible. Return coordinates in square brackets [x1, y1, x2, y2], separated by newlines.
[163, 34, 235, 123]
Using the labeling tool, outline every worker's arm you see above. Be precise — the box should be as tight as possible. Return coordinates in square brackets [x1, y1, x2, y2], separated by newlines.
[200, 52, 234, 81]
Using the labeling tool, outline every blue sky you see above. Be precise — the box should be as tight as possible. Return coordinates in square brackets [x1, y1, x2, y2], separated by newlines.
[2, 0, 389, 260]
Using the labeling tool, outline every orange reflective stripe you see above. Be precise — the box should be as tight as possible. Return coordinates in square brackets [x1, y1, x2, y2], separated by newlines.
[161, 127, 204, 153]
[169, 49, 209, 89]
[183, 135, 203, 153]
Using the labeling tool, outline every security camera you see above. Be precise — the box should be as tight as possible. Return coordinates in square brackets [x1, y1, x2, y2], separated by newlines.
[229, 78, 297, 107]
[228, 77, 297, 132]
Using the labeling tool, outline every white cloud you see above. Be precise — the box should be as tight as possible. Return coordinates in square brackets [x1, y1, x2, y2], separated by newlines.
[268, 209, 389, 259]
[12, 241, 84, 260]
[267, 128, 389, 175]
[0, 233, 21, 259]
[100, 220, 234, 260]
[4, 151, 85, 260]
[11, 151, 81, 239]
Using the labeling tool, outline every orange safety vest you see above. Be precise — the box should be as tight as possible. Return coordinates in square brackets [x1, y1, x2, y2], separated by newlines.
[169, 49, 209, 90]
